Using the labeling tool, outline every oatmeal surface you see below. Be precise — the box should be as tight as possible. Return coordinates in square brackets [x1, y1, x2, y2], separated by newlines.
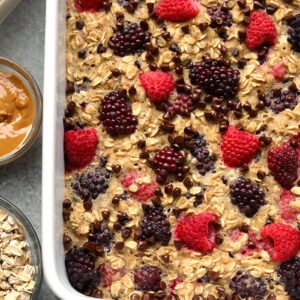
[64, 0, 300, 299]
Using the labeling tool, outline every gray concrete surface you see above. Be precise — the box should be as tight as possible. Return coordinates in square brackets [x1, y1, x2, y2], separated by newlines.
[0, 0, 57, 299]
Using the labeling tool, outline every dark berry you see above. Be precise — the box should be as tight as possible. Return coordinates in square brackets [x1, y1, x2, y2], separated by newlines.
[166, 94, 196, 118]
[207, 5, 233, 28]
[185, 132, 215, 176]
[89, 222, 114, 250]
[278, 256, 300, 299]
[229, 272, 268, 300]
[108, 23, 151, 57]
[134, 265, 162, 291]
[71, 168, 110, 201]
[264, 88, 298, 114]
[287, 14, 300, 52]
[189, 57, 240, 99]
[65, 247, 100, 293]
[138, 203, 171, 246]
[154, 147, 187, 184]
[99, 91, 138, 137]
[230, 177, 265, 218]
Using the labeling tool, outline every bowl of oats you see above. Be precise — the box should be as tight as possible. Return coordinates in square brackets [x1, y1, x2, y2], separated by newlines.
[0, 196, 42, 299]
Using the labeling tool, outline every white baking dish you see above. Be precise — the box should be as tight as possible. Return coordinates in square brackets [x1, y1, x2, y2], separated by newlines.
[42, 0, 96, 299]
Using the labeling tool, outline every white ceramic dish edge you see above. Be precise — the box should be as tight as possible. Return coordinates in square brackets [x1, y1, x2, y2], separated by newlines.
[42, 0, 96, 299]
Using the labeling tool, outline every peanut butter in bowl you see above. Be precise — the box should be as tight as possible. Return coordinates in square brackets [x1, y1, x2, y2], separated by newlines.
[0, 70, 35, 157]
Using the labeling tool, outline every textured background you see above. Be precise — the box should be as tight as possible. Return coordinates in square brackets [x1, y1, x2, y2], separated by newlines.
[0, 0, 57, 298]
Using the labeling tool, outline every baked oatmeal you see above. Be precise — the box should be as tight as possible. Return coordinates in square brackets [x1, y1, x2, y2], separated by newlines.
[63, 0, 300, 299]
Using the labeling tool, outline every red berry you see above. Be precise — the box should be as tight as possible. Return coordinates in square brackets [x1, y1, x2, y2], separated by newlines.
[74, 0, 104, 12]
[155, 0, 199, 23]
[246, 11, 277, 50]
[261, 223, 300, 262]
[140, 71, 174, 103]
[221, 126, 260, 168]
[268, 143, 298, 189]
[64, 128, 98, 169]
[174, 212, 219, 253]
[279, 190, 299, 223]
[268, 63, 286, 81]
[121, 171, 158, 202]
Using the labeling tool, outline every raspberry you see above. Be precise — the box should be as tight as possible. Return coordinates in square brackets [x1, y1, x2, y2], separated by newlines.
[279, 190, 299, 222]
[134, 265, 162, 291]
[138, 203, 171, 246]
[155, 0, 199, 23]
[221, 126, 260, 168]
[99, 91, 138, 137]
[207, 5, 233, 28]
[246, 11, 277, 50]
[64, 128, 98, 170]
[268, 143, 298, 189]
[167, 94, 196, 118]
[189, 58, 240, 99]
[65, 247, 100, 292]
[74, 0, 104, 12]
[121, 171, 158, 202]
[108, 23, 151, 57]
[268, 63, 286, 81]
[230, 177, 265, 218]
[264, 88, 298, 114]
[71, 167, 110, 201]
[88, 221, 114, 250]
[287, 14, 300, 52]
[261, 223, 300, 262]
[229, 272, 267, 300]
[174, 212, 219, 253]
[185, 131, 215, 176]
[140, 71, 174, 103]
[153, 146, 187, 184]
[278, 256, 300, 299]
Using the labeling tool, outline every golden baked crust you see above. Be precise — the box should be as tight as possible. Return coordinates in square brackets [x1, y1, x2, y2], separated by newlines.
[64, 0, 300, 299]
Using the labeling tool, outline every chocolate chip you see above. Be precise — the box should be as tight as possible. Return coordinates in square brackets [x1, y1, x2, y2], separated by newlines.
[129, 85, 137, 96]
[140, 20, 149, 31]
[160, 63, 170, 72]
[183, 178, 193, 188]
[237, 0, 246, 8]
[174, 240, 183, 250]
[149, 62, 158, 70]
[83, 200, 93, 211]
[172, 187, 181, 198]
[165, 184, 173, 195]
[75, 20, 85, 30]
[162, 31, 171, 41]
[63, 199, 72, 208]
[169, 43, 181, 53]
[112, 164, 121, 173]
[113, 222, 122, 231]
[266, 5, 278, 15]
[215, 234, 224, 245]
[135, 60, 141, 69]
[198, 22, 208, 31]
[138, 241, 148, 250]
[112, 195, 120, 205]
[102, 210, 110, 220]
[232, 48, 239, 57]
[66, 81, 75, 94]
[160, 254, 170, 263]
[111, 68, 121, 77]
[209, 271, 220, 281]
[137, 140, 146, 148]
[257, 170, 266, 180]
[78, 49, 86, 59]
[253, 1, 265, 9]
[259, 135, 272, 146]
[97, 44, 106, 54]
[63, 233, 72, 246]
[181, 25, 190, 34]
[131, 294, 141, 300]
[207, 296, 216, 300]
[115, 241, 124, 251]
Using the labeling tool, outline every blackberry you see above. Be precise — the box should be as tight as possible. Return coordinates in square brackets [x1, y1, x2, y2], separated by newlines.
[99, 91, 138, 137]
[230, 177, 265, 218]
[108, 23, 151, 57]
[207, 5, 233, 28]
[166, 94, 196, 118]
[154, 147, 187, 184]
[185, 132, 215, 176]
[229, 272, 268, 299]
[89, 221, 114, 250]
[278, 256, 300, 299]
[138, 203, 171, 246]
[189, 58, 240, 99]
[71, 168, 110, 201]
[65, 247, 100, 293]
[287, 14, 300, 52]
[264, 88, 298, 114]
[134, 265, 162, 291]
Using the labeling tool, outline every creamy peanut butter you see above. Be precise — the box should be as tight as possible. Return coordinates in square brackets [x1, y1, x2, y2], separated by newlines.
[0, 71, 34, 157]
